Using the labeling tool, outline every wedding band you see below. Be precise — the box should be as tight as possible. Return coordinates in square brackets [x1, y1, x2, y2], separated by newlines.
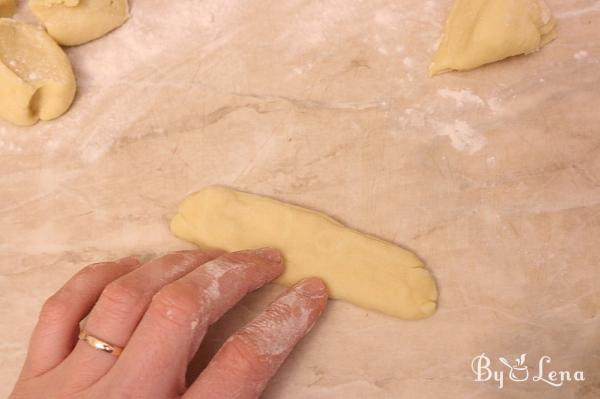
[78, 330, 123, 357]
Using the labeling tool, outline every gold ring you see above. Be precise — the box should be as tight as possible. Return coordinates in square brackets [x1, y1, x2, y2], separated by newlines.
[78, 330, 123, 357]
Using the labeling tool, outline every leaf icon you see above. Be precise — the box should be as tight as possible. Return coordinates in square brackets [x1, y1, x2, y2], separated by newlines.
[499, 357, 511, 368]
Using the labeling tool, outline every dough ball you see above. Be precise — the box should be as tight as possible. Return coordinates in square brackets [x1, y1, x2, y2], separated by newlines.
[0, 0, 16, 17]
[430, 0, 557, 75]
[0, 19, 76, 126]
[29, 0, 129, 46]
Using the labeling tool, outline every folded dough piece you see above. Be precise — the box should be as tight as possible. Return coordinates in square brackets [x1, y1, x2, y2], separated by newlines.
[30, 0, 129, 46]
[0, 0, 16, 17]
[430, 0, 557, 75]
[171, 186, 438, 320]
[0, 19, 76, 126]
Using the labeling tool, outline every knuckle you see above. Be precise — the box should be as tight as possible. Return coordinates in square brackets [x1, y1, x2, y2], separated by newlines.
[220, 251, 251, 266]
[84, 261, 110, 270]
[39, 294, 69, 324]
[162, 252, 194, 263]
[149, 283, 202, 328]
[225, 334, 272, 376]
[72, 263, 102, 282]
[154, 252, 197, 271]
[100, 279, 145, 313]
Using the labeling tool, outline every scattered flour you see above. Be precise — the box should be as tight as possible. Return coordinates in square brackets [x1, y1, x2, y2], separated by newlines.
[160, 252, 207, 281]
[291, 62, 314, 76]
[402, 57, 415, 69]
[45, 138, 61, 151]
[190, 319, 199, 331]
[204, 279, 221, 302]
[163, 263, 187, 279]
[77, 91, 149, 163]
[486, 97, 503, 113]
[202, 259, 242, 302]
[430, 36, 442, 53]
[203, 260, 232, 279]
[574, 50, 589, 60]
[0, 138, 23, 153]
[399, 107, 429, 129]
[556, 2, 600, 19]
[437, 120, 486, 154]
[437, 88, 485, 108]
[396, 85, 507, 154]
[424, 0, 436, 12]
[374, 10, 396, 27]
[235, 289, 311, 357]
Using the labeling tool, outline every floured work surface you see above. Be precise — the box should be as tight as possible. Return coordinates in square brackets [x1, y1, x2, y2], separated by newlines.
[1, 1, 599, 398]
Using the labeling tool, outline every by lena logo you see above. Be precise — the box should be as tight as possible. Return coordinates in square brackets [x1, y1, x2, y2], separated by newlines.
[471, 353, 585, 389]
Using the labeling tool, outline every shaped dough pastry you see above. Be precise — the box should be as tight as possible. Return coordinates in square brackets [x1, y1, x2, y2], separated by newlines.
[0, 19, 76, 126]
[0, 0, 16, 17]
[171, 186, 438, 320]
[430, 0, 557, 75]
[30, 0, 129, 46]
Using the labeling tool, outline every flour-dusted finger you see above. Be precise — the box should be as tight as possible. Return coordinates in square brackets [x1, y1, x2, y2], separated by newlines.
[185, 278, 328, 399]
[62, 250, 221, 390]
[21, 257, 140, 379]
[98, 248, 284, 398]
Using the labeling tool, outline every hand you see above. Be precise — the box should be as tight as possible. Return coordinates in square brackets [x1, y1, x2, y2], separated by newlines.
[9, 248, 328, 399]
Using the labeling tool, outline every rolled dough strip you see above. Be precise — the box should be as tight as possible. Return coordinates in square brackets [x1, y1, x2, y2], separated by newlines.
[171, 186, 438, 320]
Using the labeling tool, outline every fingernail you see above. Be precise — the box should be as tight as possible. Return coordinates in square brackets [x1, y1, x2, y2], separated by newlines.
[254, 247, 282, 264]
[117, 256, 140, 267]
[295, 277, 328, 297]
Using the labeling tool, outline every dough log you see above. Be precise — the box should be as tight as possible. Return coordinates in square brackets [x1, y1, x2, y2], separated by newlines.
[0, 19, 76, 126]
[430, 0, 557, 75]
[30, 0, 129, 46]
[171, 186, 438, 320]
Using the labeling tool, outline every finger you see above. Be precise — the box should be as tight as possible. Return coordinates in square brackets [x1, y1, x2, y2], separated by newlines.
[63, 250, 222, 389]
[20, 257, 141, 379]
[101, 248, 284, 398]
[185, 277, 328, 399]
